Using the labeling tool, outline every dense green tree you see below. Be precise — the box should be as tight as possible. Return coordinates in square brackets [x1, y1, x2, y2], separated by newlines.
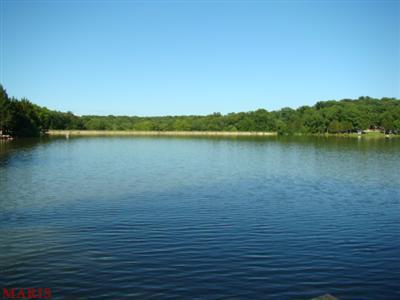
[303, 111, 326, 133]
[275, 119, 288, 135]
[0, 86, 11, 133]
[328, 120, 342, 133]
[1, 84, 399, 137]
[393, 120, 400, 131]
[341, 121, 353, 133]
[381, 112, 395, 131]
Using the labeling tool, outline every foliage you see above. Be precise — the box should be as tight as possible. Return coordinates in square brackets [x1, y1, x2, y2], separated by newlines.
[0, 85, 399, 137]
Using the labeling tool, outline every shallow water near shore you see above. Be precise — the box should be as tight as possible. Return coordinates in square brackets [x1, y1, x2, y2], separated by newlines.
[1, 136, 399, 299]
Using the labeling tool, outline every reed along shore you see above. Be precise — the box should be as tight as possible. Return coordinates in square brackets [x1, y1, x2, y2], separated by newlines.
[47, 130, 278, 137]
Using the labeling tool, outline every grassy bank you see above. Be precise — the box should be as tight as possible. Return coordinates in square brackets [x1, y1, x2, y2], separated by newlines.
[47, 130, 278, 137]
[320, 132, 399, 139]
[46, 130, 399, 138]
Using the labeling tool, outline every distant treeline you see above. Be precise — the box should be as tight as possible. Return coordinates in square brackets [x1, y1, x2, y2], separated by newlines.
[1, 85, 400, 137]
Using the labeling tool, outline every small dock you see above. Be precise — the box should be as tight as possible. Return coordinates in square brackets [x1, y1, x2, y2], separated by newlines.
[0, 133, 13, 141]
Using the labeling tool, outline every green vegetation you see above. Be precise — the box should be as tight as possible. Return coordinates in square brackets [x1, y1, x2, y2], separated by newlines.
[1, 84, 399, 137]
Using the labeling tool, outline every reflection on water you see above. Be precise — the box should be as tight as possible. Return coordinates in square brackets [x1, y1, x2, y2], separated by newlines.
[1, 136, 399, 299]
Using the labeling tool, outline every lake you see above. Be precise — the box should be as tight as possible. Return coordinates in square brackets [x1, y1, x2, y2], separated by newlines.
[0, 136, 399, 299]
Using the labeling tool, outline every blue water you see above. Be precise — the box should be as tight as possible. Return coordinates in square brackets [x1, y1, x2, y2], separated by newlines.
[0, 136, 399, 299]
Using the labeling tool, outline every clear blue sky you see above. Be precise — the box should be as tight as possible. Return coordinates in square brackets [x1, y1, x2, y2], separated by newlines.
[1, 0, 399, 116]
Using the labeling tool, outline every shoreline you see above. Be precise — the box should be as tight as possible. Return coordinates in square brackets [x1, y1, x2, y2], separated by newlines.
[311, 132, 399, 139]
[45, 130, 400, 139]
[47, 130, 278, 137]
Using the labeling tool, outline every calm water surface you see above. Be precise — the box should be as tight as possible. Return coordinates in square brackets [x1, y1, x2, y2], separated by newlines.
[0, 136, 399, 299]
